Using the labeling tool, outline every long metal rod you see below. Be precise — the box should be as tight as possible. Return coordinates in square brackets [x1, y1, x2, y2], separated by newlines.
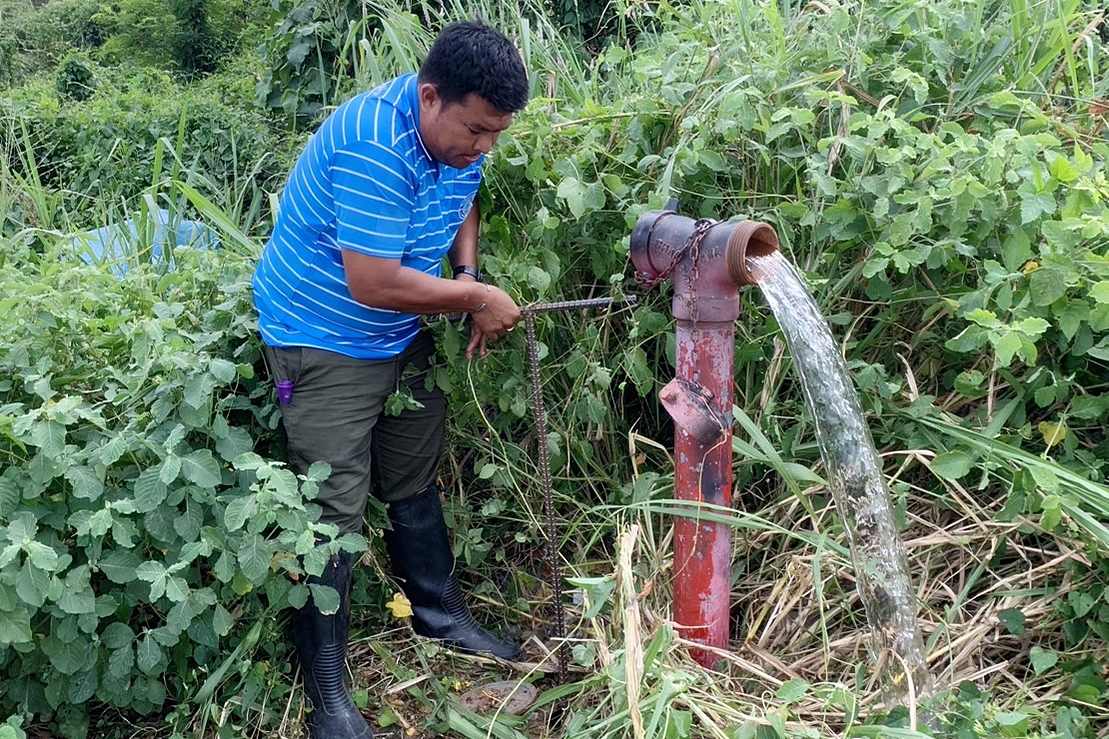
[523, 295, 636, 314]
[520, 294, 635, 682]
[523, 312, 566, 682]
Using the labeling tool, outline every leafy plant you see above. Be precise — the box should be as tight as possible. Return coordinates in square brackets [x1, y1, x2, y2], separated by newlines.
[54, 53, 95, 102]
[0, 214, 372, 737]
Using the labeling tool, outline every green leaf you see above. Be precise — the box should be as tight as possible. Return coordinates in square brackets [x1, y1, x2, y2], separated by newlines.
[215, 426, 254, 462]
[133, 468, 168, 513]
[1030, 465, 1060, 494]
[107, 646, 134, 680]
[1019, 187, 1055, 223]
[1029, 268, 1067, 306]
[101, 622, 134, 649]
[98, 549, 141, 584]
[954, 370, 987, 398]
[179, 450, 221, 488]
[31, 420, 65, 457]
[1029, 646, 1058, 675]
[993, 332, 1023, 366]
[136, 561, 168, 599]
[1048, 154, 1079, 182]
[209, 358, 236, 383]
[16, 562, 50, 608]
[173, 507, 203, 542]
[1001, 229, 1032, 271]
[308, 583, 340, 615]
[163, 575, 189, 603]
[183, 372, 216, 410]
[160, 455, 182, 485]
[946, 326, 987, 353]
[237, 534, 272, 583]
[97, 433, 129, 467]
[526, 266, 552, 292]
[995, 712, 1029, 736]
[68, 669, 98, 704]
[135, 635, 164, 675]
[212, 604, 233, 637]
[998, 608, 1026, 635]
[306, 461, 331, 482]
[1013, 317, 1050, 336]
[556, 177, 586, 219]
[0, 477, 18, 517]
[87, 508, 113, 538]
[58, 583, 96, 615]
[65, 466, 103, 501]
[931, 451, 973, 479]
[266, 467, 299, 500]
[775, 679, 811, 703]
[25, 541, 59, 570]
[966, 308, 1002, 329]
[224, 495, 255, 532]
[564, 576, 615, 619]
[1089, 281, 1109, 304]
[47, 636, 95, 675]
[0, 607, 32, 645]
[1068, 590, 1096, 618]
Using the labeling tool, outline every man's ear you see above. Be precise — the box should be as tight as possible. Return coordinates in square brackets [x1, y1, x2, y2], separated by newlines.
[418, 82, 440, 110]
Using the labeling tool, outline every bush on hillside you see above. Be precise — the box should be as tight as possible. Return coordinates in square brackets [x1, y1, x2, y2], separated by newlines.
[1, 68, 290, 233]
[6, 0, 103, 75]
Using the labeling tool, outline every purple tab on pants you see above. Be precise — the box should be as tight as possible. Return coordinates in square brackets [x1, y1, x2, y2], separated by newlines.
[276, 380, 294, 405]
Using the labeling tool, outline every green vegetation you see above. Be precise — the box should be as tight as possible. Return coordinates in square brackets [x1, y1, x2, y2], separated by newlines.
[1, 0, 1107, 737]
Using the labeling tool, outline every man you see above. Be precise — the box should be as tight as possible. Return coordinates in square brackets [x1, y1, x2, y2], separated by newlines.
[252, 21, 529, 739]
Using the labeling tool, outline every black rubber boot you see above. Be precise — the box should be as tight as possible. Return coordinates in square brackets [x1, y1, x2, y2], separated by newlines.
[384, 486, 520, 661]
[292, 550, 374, 739]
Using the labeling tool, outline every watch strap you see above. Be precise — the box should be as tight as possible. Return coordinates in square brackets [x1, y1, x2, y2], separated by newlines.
[452, 265, 483, 282]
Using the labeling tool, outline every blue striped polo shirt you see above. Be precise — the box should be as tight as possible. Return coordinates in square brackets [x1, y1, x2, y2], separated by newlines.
[252, 73, 483, 359]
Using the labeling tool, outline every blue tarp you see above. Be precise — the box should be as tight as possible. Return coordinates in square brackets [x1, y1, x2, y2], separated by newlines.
[69, 208, 220, 277]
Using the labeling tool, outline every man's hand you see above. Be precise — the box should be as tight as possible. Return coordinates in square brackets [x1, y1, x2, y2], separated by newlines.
[466, 284, 520, 359]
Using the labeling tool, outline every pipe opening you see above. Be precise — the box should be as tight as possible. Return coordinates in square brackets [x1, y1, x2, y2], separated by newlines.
[726, 221, 780, 287]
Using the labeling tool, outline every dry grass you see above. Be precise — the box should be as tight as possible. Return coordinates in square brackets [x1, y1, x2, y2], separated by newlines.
[273, 464, 1108, 739]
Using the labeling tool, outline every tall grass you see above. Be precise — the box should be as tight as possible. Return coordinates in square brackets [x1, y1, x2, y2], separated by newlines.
[4, 0, 1109, 736]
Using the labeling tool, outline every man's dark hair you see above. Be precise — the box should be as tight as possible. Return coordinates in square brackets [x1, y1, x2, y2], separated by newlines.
[418, 20, 528, 114]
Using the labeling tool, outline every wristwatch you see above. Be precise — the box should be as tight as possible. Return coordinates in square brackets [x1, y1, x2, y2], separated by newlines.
[452, 265, 484, 282]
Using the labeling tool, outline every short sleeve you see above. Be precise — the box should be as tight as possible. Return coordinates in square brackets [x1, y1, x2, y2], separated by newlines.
[331, 138, 416, 259]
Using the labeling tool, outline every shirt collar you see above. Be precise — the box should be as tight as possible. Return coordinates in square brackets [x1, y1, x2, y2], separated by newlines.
[404, 74, 438, 173]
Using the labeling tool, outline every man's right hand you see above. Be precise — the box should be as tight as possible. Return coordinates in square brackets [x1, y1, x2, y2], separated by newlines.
[468, 284, 520, 358]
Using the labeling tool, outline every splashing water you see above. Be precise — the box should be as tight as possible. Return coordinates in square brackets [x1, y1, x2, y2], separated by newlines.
[747, 251, 930, 707]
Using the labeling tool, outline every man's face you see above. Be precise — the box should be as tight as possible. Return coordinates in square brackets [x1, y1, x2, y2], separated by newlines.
[418, 83, 514, 169]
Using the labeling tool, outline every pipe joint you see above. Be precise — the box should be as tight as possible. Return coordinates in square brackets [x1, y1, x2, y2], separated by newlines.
[630, 206, 779, 322]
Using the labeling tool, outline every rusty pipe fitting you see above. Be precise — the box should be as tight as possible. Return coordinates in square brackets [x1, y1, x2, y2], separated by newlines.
[631, 205, 780, 321]
[628, 201, 779, 664]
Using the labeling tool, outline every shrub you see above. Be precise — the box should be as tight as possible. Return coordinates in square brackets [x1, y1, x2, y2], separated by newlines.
[9, 0, 103, 70]
[0, 239, 368, 738]
[2, 67, 290, 233]
[54, 53, 95, 102]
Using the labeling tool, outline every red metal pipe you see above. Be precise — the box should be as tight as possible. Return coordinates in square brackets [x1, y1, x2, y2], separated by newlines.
[630, 204, 779, 666]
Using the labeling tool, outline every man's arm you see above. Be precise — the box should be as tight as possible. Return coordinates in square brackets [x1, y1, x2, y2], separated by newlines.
[444, 205, 512, 359]
[341, 247, 519, 348]
[447, 204, 480, 275]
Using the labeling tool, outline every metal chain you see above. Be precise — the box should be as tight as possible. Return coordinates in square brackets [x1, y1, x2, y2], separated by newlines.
[686, 218, 714, 325]
[518, 296, 635, 683]
[635, 218, 716, 301]
[635, 246, 686, 290]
